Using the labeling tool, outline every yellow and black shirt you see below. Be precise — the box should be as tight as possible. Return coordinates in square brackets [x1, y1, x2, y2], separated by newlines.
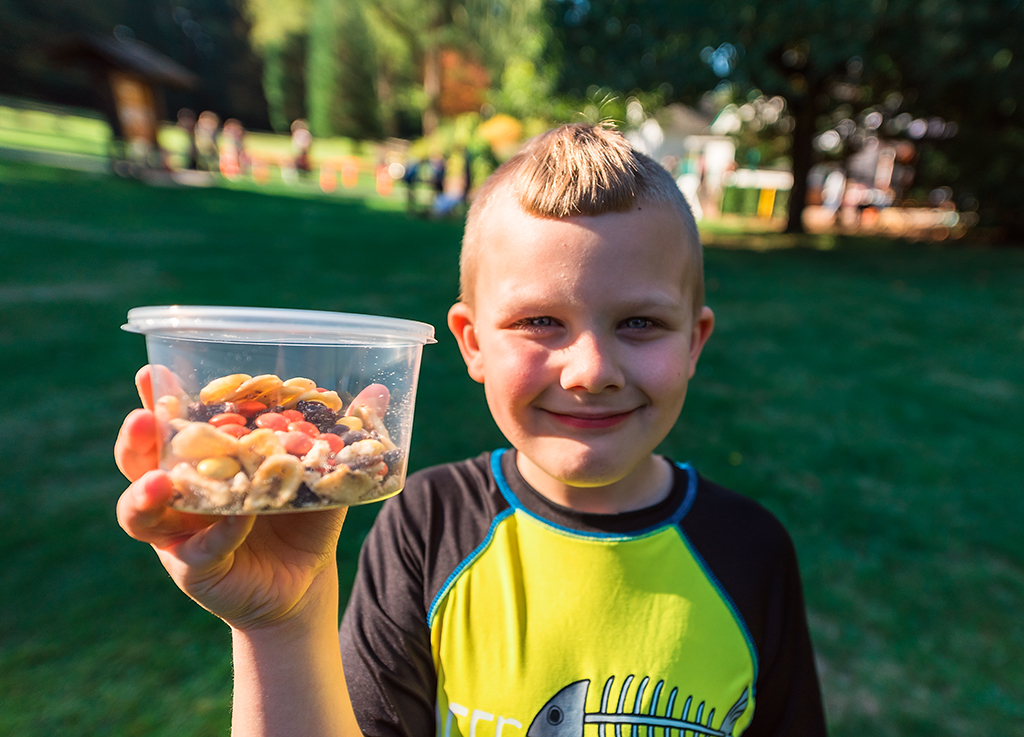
[341, 450, 826, 737]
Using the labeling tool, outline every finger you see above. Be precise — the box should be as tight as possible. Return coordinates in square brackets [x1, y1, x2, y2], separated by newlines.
[114, 408, 158, 481]
[117, 470, 218, 547]
[135, 365, 155, 410]
[117, 469, 175, 536]
[150, 364, 187, 403]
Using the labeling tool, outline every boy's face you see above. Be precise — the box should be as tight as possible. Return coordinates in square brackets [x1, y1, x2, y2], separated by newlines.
[449, 196, 714, 509]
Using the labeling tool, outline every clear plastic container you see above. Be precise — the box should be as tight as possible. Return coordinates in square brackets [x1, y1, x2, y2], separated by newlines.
[123, 305, 435, 514]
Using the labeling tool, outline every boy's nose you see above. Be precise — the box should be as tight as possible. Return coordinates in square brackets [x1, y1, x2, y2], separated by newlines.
[559, 332, 625, 393]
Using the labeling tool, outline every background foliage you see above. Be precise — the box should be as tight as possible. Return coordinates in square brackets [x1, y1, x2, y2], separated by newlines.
[1, 0, 1020, 233]
[549, 0, 1024, 235]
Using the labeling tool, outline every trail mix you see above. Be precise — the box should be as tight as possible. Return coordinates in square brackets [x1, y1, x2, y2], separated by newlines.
[155, 373, 404, 513]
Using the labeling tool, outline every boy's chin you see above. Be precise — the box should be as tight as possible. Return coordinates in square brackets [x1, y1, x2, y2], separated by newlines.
[515, 441, 662, 496]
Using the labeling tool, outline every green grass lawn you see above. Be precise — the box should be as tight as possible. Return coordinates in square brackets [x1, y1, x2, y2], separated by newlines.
[1, 159, 1022, 736]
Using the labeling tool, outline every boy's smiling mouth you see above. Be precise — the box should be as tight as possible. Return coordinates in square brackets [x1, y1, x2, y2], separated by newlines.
[542, 408, 637, 429]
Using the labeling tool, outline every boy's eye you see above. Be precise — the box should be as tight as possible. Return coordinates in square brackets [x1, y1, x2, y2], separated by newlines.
[516, 316, 558, 329]
[622, 317, 656, 330]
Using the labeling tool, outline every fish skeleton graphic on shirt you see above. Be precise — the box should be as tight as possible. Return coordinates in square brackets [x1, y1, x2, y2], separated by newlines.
[526, 677, 749, 737]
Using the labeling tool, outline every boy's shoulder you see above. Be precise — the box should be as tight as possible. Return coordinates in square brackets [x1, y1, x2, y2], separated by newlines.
[354, 452, 505, 618]
[681, 474, 799, 560]
[678, 474, 809, 655]
[382, 451, 504, 536]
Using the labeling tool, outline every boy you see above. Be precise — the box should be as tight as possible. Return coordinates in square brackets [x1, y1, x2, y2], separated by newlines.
[116, 123, 826, 736]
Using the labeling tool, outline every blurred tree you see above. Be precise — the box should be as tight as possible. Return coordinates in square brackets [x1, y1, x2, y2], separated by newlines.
[550, 0, 1024, 237]
[364, 4, 418, 137]
[460, 0, 555, 119]
[240, 0, 309, 132]
[365, 0, 462, 135]
[366, 0, 554, 134]
[892, 0, 1024, 238]
[306, 0, 382, 138]
[551, 0, 895, 233]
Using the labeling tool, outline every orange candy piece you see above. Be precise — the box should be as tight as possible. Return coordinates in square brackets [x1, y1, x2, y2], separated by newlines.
[234, 400, 268, 417]
[255, 413, 289, 432]
[217, 423, 252, 438]
[322, 433, 344, 453]
[288, 421, 320, 437]
[277, 431, 313, 456]
[209, 412, 248, 427]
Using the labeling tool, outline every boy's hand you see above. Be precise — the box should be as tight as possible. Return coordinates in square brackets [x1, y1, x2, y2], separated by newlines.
[114, 366, 347, 631]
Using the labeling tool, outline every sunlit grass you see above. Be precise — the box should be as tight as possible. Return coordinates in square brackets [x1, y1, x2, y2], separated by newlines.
[0, 159, 1021, 735]
[0, 99, 384, 169]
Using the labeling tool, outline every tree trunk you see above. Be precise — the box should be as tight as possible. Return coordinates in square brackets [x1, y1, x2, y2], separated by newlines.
[306, 0, 339, 137]
[377, 65, 396, 138]
[261, 42, 289, 133]
[786, 93, 817, 234]
[422, 43, 440, 136]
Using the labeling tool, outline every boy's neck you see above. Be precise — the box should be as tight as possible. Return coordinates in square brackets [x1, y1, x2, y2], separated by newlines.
[514, 452, 674, 515]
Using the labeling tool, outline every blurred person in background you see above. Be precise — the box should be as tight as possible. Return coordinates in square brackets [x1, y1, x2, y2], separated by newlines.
[402, 158, 421, 212]
[176, 108, 199, 170]
[195, 111, 220, 172]
[220, 119, 248, 179]
[822, 167, 846, 225]
[291, 119, 313, 175]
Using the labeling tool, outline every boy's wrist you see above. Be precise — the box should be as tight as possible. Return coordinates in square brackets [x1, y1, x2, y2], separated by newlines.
[229, 562, 355, 737]
[229, 560, 341, 642]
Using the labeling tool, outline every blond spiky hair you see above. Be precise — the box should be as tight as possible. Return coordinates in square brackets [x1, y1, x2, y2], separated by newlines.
[459, 123, 703, 309]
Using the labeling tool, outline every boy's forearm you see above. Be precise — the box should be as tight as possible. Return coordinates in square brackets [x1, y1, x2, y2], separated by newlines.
[230, 563, 362, 737]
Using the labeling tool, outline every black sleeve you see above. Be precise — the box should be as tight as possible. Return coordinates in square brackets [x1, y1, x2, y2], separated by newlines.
[339, 455, 503, 737]
[682, 478, 828, 736]
[339, 481, 437, 737]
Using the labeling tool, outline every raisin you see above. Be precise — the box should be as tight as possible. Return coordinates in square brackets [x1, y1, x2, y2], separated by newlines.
[382, 448, 404, 470]
[291, 483, 323, 508]
[296, 400, 338, 432]
[188, 401, 228, 422]
[340, 430, 368, 445]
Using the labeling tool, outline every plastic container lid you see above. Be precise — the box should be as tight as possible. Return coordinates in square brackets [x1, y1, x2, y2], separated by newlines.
[123, 305, 436, 346]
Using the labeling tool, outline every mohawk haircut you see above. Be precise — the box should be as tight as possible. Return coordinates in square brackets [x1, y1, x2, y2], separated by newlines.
[459, 123, 703, 309]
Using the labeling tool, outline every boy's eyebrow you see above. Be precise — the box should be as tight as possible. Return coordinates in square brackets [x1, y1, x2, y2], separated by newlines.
[492, 290, 689, 315]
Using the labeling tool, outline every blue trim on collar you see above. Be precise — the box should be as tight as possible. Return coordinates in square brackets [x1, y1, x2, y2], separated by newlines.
[490, 448, 698, 541]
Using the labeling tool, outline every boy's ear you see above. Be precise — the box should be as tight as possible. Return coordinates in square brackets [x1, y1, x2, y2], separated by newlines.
[688, 306, 715, 379]
[447, 302, 485, 384]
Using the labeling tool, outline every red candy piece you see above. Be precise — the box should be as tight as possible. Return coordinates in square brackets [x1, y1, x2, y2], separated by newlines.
[218, 424, 252, 438]
[282, 409, 305, 423]
[234, 400, 268, 417]
[276, 430, 313, 456]
[322, 433, 344, 453]
[209, 412, 247, 427]
[288, 421, 320, 438]
[255, 413, 289, 431]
